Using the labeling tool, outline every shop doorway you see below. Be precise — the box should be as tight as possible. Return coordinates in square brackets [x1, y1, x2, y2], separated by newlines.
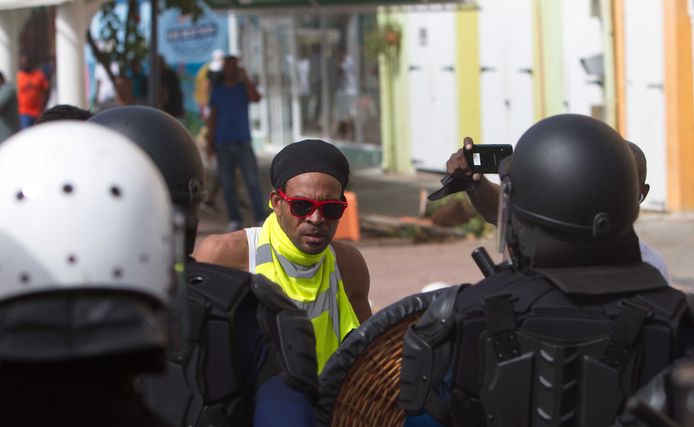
[238, 12, 383, 155]
[478, 0, 534, 149]
[623, 0, 666, 211]
[262, 16, 298, 147]
[407, 10, 459, 172]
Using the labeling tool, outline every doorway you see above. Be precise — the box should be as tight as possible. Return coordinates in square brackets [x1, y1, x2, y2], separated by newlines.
[408, 10, 459, 172]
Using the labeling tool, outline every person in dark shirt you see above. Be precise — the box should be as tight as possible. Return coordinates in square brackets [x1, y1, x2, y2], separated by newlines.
[206, 55, 265, 231]
[159, 56, 183, 118]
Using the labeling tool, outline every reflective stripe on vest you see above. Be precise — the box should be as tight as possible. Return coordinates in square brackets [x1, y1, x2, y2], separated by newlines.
[256, 243, 341, 341]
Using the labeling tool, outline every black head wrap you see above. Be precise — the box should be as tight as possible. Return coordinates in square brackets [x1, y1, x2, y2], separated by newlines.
[271, 139, 350, 191]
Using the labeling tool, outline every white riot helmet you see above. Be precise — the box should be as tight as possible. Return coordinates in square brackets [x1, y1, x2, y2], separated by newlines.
[0, 122, 177, 365]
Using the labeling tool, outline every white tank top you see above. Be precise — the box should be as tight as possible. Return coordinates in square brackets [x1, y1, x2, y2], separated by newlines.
[245, 227, 262, 272]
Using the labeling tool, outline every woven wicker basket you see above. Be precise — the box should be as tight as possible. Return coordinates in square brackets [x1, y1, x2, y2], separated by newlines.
[318, 290, 446, 427]
[330, 313, 422, 427]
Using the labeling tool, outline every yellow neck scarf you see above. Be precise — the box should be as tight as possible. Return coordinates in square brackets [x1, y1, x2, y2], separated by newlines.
[255, 213, 359, 372]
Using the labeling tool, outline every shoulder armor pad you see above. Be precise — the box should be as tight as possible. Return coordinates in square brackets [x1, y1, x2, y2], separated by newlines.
[186, 262, 251, 308]
[400, 285, 463, 416]
[412, 285, 461, 344]
[685, 293, 694, 324]
[252, 274, 319, 398]
[249, 274, 297, 312]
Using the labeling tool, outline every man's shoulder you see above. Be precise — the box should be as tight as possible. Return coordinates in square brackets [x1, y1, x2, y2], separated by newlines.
[451, 270, 534, 310]
[639, 239, 672, 284]
[331, 239, 360, 256]
[193, 230, 249, 271]
[331, 240, 369, 293]
[185, 260, 254, 307]
[331, 240, 367, 271]
[458, 266, 686, 316]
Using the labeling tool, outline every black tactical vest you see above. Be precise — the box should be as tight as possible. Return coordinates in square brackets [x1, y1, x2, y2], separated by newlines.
[401, 263, 694, 427]
[141, 262, 318, 427]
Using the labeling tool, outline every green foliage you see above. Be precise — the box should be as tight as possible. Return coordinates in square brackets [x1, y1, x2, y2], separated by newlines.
[182, 110, 205, 138]
[423, 191, 469, 217]
[458, 215, 489, 239]
[96, 0, 147, 76]
[424, 191, 492, 239]
[91, 0, 211, 84]
[164, 0, 206, 19]
[363, 20, 401, 74]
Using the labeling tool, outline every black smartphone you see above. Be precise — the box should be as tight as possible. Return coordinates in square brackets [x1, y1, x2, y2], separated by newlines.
[464, 144, 513, 174]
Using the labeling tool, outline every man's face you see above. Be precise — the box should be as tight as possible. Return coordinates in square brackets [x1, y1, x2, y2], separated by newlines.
[19, 54, 29, 71]
[223, 58, 239, 80]
[271, 172, 343, 255]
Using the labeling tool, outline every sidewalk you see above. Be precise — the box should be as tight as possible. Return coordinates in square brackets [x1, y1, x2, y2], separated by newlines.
[197, 152, 694, 308]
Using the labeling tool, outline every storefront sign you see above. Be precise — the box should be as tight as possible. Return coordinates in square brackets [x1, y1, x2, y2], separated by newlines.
[158, 2, 228, 65]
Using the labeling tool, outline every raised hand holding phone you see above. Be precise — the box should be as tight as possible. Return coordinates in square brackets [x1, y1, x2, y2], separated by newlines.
[463, 143, 513, 174]
[429, 138, 512, 201]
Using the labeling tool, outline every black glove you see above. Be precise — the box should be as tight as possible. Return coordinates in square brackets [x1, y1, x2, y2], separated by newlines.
[428, 174, 480, 201]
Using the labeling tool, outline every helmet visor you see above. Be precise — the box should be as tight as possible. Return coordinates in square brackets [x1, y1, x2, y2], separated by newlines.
[496, 176, 512, 256]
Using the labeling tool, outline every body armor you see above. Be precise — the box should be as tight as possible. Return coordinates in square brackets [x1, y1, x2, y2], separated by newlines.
[143, 262, 318, 427]
[401, 264, 693, 427]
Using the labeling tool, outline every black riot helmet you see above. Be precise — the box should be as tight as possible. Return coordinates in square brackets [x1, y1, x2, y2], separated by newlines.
[89, 106, 206, 254]
[498, 114, 641, 268]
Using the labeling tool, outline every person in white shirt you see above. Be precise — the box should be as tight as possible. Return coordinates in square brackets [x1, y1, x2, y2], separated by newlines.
[93, 62, 119, 111]
[628, 141, 672, 284]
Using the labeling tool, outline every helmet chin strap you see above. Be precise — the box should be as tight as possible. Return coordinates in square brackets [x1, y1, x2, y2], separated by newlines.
[496, 177, 512, 256]
[504, 218, 527, 270]
[167, 210, 190, 359]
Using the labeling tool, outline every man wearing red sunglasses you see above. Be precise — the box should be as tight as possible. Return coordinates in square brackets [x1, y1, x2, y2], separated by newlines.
[195, 139, 371, 372]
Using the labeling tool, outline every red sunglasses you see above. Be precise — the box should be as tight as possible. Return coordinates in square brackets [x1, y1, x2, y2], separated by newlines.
[277, 189, 348, 220]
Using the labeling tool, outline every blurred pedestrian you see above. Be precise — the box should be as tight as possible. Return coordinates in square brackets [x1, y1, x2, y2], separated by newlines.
[16, 52, 49, 129]
[332, 47, 356, 140]
[115, 75, 135, 106]
[93, 61, 119, 111]
[0, 71, 18, 142]
[207, 49, 225, 88]
[159, 56, 183, 118]
[193, 49, 224, 119]
[193, 49, 226, 212]
[128, 61, 148, 104]
[206, 55, 265, 231]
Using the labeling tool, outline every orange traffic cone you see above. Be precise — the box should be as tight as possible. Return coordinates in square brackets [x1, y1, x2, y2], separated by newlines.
[334, 191, 360, 241]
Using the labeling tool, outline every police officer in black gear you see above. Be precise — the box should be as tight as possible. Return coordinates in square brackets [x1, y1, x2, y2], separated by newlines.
[89, 106, 318, 427]
[0, 122, 177, 427]
[399, 114, 694, 427]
